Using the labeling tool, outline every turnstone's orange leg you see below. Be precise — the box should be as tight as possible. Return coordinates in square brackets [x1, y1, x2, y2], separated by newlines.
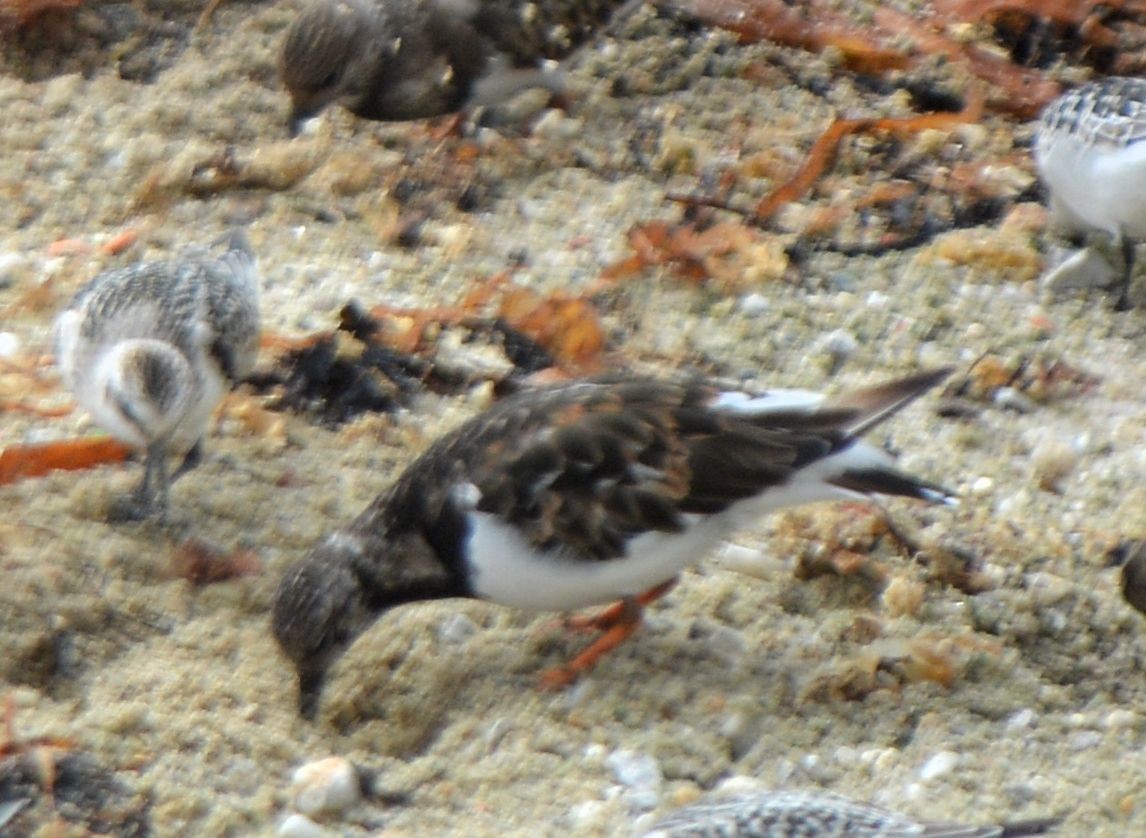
[563, 578, 677, 633]
[540, 579, 678, 689]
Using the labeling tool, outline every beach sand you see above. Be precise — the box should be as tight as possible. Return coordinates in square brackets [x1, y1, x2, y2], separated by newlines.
[2, 1, 1144, 835]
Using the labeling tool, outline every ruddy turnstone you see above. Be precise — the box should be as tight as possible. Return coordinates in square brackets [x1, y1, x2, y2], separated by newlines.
[273, 368, 955, 718]
[54, 231, 260, 521]
[1034, 76, 1146, 310]
[643, 790, 1061, 837]
[279, 0, 636, 133]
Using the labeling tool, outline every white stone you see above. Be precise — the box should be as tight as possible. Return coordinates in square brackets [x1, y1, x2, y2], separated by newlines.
[437, 613, 478, 645]
[0, 332, 19, 359]
[291, 756, 360, 816]
[1104, 709, 1137, 730]
[278, 813, 327, 838]
[1006, 708, 1038, 730]
[605, 749, 662, 795]
[918, 750, 959, 781]
[738, 293, 769, 317]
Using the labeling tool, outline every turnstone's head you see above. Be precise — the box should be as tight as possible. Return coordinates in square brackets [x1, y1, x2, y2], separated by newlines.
[272, 532, 378, 718]
[272, 524, 462, 718]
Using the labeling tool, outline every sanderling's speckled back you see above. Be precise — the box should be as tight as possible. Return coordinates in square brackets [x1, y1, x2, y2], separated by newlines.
[1034, 77, 1146, 309]
[54, 230, 260, 521]
[643, 789, 1061, 837]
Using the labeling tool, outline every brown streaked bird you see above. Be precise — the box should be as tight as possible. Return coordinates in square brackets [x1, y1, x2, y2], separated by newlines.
[279, 0, 638, 133]
[53, 231, 260, 521]
[643, 789, 1061, 838]
[273, 368, 956, 718]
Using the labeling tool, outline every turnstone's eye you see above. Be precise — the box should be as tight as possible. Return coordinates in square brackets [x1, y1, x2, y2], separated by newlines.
[318, 68, 342, 91]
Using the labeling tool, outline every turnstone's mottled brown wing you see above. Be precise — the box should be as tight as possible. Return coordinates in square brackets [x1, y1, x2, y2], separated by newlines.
[468, 378, 699, 560]
[465, 370, 949, 561]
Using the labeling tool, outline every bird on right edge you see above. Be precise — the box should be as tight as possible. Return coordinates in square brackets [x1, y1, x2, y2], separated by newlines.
[272, 367, 957, 719]
[279, 0, 641, 133]
[643, 790, 1061, 837]
[1034, 76, 1146, 311]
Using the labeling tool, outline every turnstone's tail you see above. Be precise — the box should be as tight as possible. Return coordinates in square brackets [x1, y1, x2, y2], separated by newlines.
[817, 367, 957, 506]
[710, 367, 957, 510]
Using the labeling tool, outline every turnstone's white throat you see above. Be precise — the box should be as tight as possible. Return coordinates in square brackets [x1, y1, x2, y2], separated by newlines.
[643, 789, 1060, 837]
[54, 231, 260, 521]
[280, 0, 636, 132]
[1034, 76, 1146, 309]
[273, 368, 956, 718]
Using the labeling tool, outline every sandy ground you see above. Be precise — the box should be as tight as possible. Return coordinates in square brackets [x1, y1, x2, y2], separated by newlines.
[2, 1, 1146, 836]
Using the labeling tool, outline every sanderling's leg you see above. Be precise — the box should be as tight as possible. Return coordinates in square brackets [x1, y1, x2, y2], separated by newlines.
[1116, 235, 1135, 311]
[108, 442, 168, 522]
[172, 439, 204, 482]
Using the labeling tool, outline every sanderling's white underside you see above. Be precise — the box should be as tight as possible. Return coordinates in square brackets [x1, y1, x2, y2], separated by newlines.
[1035, 76, 1146, 309]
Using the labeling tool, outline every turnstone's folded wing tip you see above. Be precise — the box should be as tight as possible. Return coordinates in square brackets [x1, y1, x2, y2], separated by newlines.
[828, 365, 954, 438]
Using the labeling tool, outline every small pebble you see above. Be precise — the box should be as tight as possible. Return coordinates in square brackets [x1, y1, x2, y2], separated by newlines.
[568, 799, 610, 830]
[1068, 730, 1103, 751]
[606, 749, 663, 800]
[437, 613, 478, 645]
[818, 328, 858, 360]
[1040, 244, 1118, 295]
[1007, 708, 1038, 730]
[1104, 709, 1137, 730]
[918, 750, 959, 781]
[738, 293, 769, 317]
[969, 476, 994, 497]
[278, 813, 327, 838]
[993, 386, 1037, 413]
[715, 543, 784, 579]
[291, 756, 361, 816]
[0, 332, 20, 359]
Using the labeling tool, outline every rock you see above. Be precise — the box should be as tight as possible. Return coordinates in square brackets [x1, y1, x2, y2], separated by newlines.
[291, 756, 361, 816]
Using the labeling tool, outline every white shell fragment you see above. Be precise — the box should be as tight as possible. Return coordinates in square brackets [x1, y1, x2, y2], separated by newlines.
[290, 756, 361, 816]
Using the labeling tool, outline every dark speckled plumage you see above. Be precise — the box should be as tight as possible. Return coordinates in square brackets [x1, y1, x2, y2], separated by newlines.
[280, 0, 636, 129]
[53, 231, 260, 520]
[273, 368, 955, 718]
[644, 790, 1061, 838]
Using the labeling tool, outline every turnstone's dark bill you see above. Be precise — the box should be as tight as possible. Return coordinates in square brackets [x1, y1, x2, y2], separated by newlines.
[279, 0, 635, 132]
[53, 231, 260, 521]
[643, 789, 1061, 837]
[273, 368, 956, 718]
[1034, 76, 1146, 310]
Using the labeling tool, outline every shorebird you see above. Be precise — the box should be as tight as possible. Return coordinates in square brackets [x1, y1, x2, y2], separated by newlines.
[272, 367, 955, 718]
[54, 231, 260, 521]
[1034, 76, 1146, 310]
[279, 0, 639, 132]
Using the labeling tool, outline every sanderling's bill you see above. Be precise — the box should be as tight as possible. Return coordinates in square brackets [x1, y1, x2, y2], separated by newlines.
[54, 230, 260, 522]
[279, 0, 636, 132]
[1034, 76, 1146, 310]
[642, 789, 1061, 837]
[272, 367, 956, 718]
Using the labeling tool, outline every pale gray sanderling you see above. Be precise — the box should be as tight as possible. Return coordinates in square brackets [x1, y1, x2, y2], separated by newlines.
[279, 0, 637, 132]
[1034, 76, 1146, 310]
[642, 789, 1061, 837]
[54, 230, 260, 521]
[272, 367, 955, 718]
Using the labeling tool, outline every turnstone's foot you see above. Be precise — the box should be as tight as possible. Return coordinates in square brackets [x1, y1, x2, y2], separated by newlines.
[539, 600, 644, 691]
[560, 578, 678, 633]
[541, 580, 678, 687]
